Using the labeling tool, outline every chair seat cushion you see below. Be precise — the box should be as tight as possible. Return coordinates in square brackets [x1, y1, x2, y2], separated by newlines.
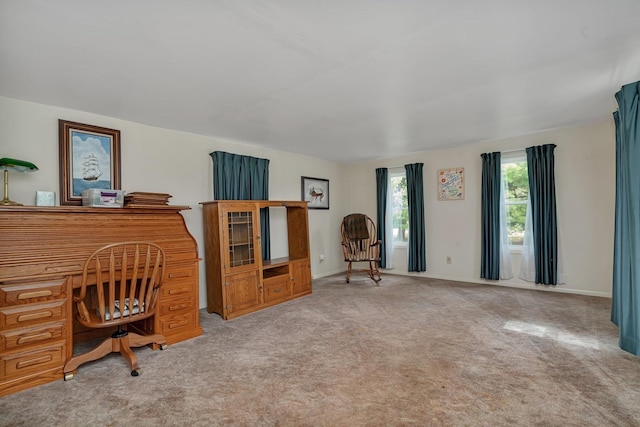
[101, 298, 141, 320]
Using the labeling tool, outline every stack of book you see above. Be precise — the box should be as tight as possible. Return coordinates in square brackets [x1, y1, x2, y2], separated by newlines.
[124, 192, 172, 206]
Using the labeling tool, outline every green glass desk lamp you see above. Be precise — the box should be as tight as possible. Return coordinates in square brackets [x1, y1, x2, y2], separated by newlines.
[0, 157, 39, 206]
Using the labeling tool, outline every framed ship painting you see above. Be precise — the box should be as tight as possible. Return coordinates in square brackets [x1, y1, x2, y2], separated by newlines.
[59, 120, 121, 206]
[301, 176, 329, 209]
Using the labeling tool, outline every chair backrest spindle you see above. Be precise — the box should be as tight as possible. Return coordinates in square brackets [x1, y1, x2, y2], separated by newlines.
[73, 241, 165, 327]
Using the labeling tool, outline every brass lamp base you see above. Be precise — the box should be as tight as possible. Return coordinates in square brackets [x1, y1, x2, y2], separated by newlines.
[0, 198, 23, 206]
[2, 168, 23, 206]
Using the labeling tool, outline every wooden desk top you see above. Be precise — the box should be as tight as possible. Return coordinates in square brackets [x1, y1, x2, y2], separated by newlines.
[0, 205, 197, 283]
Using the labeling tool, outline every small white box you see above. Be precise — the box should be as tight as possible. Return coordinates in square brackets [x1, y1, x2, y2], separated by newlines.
[82, 189, 124, 208]
[36, 191, 55, 206]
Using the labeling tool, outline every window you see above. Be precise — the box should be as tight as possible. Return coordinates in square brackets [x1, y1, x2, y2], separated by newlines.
[390, 170, 408, 245]
[501, 153, 528, 246]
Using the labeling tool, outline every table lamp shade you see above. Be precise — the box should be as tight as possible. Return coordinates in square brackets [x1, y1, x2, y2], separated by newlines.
[0, 157, 39, 172]
[0, 157, 39, 206]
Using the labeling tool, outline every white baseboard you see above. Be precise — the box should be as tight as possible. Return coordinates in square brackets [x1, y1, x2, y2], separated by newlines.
[318, 269, 611, 299]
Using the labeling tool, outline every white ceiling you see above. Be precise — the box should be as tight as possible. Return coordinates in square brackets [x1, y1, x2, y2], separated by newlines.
[2, 1, 640, 163]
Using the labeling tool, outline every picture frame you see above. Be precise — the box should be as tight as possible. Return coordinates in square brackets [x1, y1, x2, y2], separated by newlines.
[437, 167, 464, 201]
[301, 176, 329, 209]
[59, 120, 121, 206]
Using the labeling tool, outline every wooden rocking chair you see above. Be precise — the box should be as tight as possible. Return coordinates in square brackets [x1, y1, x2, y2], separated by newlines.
[340, 213, 382, 283]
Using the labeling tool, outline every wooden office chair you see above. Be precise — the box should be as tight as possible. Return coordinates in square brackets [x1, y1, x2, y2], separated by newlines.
[63, 242, 167, 379]
[341, 213, 382, 283]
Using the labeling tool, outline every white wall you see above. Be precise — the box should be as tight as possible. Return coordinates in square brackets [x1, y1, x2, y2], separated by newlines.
[349, 120, 616, 297]
[1, 95, 616, 300]
[0, 96, 348, 309]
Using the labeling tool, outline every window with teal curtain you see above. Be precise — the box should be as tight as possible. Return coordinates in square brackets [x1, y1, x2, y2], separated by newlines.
[525, 144, 558, 285]
[480, 152, 501, 280]
[612, 80, 640, 356]
[210, 151, 271, 261]
[404, 163, 426, 272]
[375, 168, 388, 268]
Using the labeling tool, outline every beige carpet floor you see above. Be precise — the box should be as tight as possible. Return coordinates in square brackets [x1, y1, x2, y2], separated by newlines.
[1, 274, 639, 427]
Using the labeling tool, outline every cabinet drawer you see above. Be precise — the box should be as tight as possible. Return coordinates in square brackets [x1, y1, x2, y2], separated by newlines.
[0, 341, 66, 378]
[0, 321, 66, 352]
[160, 281, 194, 299]
[159, 311, 195, 335]
[263, 276, 291, 303]
[164, 264, 197, 284]
[158, 296, 194, 317]
[0, 279, 67, 307]
[0, 300, 66, 329]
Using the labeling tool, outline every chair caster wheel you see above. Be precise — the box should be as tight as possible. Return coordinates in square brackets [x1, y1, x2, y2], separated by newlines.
[64, 372, 74, 381]
[160, 344, 168, 351]
[131, 369, 141, 377]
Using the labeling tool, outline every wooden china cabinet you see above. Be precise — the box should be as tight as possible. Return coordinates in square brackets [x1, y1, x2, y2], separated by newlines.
[200, 200, 312, 320]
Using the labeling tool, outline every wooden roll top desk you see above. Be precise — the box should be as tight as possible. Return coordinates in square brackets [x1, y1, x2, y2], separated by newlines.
[0, 206, 203, 396]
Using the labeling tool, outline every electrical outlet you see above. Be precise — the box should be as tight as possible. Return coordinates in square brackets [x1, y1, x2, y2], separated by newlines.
[319, 254, 325, 262]
[446, 256, 452, 264]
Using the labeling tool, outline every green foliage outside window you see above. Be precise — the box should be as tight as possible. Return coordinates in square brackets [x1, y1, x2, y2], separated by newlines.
[502, 161, 529, 245]
[391, 175, 408, 243]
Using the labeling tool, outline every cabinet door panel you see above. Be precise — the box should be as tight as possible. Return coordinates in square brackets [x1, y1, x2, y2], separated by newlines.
[291, 261, 312, 295]
[225, 271, 261, 315]
[222, 207, 261, 274]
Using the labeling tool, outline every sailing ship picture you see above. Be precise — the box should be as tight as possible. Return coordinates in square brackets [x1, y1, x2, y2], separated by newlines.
[59, 120, 121, 205]
[82, 153, 103, 181]
[71, 130, 112, 196]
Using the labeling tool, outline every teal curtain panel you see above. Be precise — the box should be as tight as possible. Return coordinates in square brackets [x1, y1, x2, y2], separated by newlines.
[480, 152, 501, 280]
[404, 163, 426, 272]
[211, 151, 271, 261]
[375, 168, 388, 269]
[612, 80, 640, 356]
[525, 144, 558, 285]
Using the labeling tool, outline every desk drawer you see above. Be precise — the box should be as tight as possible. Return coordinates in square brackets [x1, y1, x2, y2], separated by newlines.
[0, 321, 66, 352]
[161, 281, 194, 299]
[0, 279, 67, 306]
[0, 300, 66, 329]
[0, 341, 66, 378]
[164, 264, 197, 284]
[159, 296, 194, 317]
[159, 310, 195, 335]
[263, 276, 291, 303]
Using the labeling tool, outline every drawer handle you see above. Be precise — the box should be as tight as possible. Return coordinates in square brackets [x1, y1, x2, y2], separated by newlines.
[168, 288, 188, 295]
[18, 311, 54, 322]
[18, 290, 53, 300]
[18, 332, 53, 345]
[273, 288, 282, 293]
[16, 354, 53, 369]
[168, 320, 189, 329]
[169, 303, 190, 311]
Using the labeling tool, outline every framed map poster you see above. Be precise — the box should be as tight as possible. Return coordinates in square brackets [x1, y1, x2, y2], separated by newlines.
[438, 167, 464, 201]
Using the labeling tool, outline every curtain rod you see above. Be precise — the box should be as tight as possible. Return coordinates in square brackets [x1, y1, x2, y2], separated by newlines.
[500, 148, 526, 154]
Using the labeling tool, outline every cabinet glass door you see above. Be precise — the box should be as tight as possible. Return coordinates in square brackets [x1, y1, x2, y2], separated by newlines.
[227, 210, 256, 269]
